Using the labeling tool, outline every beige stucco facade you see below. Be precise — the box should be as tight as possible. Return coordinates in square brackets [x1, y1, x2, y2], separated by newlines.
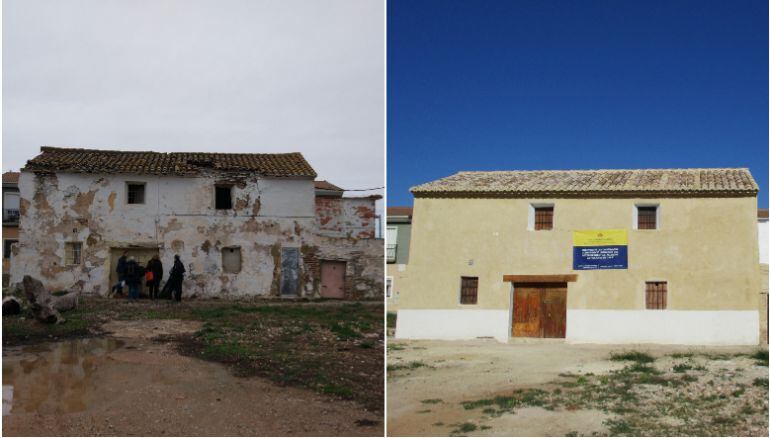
[396, 195, 761, 344]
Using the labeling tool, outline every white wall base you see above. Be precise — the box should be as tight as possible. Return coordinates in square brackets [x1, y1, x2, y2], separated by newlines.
[395, 309, 510, 342]
[567, 310, 760, 345]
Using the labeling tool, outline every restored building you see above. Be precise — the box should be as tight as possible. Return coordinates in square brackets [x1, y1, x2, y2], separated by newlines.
[2, 172, 20, 287]
[759, 208, 768, 344]
[386, 206, 413, 311]
[396, 168, 761, 345]
[11, 147, 383, 299]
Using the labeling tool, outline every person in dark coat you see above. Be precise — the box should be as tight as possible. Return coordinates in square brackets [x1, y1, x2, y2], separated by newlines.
[111, 251, 128, 296]
[124, 256, 145, 299]
[145, 255, 163, 300]
[168, 254, 186, 302]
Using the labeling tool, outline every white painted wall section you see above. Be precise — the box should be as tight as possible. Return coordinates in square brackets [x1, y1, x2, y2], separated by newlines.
[395, 309, 510, 342]
[758, 219, 768, 264]
[567, 310, 759, 345]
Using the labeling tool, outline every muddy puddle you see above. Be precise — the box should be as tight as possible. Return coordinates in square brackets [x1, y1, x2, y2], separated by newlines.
[3, 338, 125, 416]
[3, 323, 382, 436]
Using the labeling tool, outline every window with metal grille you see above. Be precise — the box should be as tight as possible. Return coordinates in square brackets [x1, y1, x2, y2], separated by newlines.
[215, 185, 233, 210]
[126, 183, 145, 204]
[645, 281, 667, 310]
[534, 207, 554, 230]
[65, 242, 82, 265]
[637, 206, 657, 230]
[460, 276, 478, 304]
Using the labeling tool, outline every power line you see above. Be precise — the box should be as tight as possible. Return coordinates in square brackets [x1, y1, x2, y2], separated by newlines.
[342, 186, 384, 191]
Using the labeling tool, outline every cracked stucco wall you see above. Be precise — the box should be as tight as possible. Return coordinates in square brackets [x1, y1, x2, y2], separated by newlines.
[11, 171, 383, 299]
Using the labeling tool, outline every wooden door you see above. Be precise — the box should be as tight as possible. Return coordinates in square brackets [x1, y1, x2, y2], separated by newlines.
[320, 261, 346, 298]
[512, 283, 567, 338]
[542, 285, 567, 338]
[512, 285, 542, 337]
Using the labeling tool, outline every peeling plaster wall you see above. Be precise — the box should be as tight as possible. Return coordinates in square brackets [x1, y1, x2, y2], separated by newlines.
[315, 197, 377, 239]
[11, 171, 336, 298]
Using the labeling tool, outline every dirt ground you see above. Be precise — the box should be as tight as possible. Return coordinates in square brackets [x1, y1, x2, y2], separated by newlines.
[3, 319, 382, 436]
[3, 297, 384, 436]
[387, 339, 769, 437]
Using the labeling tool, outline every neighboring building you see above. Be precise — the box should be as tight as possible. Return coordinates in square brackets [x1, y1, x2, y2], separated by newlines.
[11, 147, 383, 299]
[396, 168, 761, 345]
[757, 208, 770, 344]
[2, 172, 20, 287]
[386, 206, 412, 311]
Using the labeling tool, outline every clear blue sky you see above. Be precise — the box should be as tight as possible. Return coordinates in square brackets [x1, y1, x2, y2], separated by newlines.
[388, 0, 768, 208]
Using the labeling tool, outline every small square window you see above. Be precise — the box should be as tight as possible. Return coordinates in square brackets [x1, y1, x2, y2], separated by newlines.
[65, 242, 82, 265]
[127, 183, 146, 204]
[460, 276, 478, 304]
[215, 186, 233, 210]
[3, 240, 18, 259]
[645, 281, 667, 310]
[637, 206, 658, 230]
[222, 246, 241, 273]
[534, 206, 554, 230]
[386, 277, 393, 298]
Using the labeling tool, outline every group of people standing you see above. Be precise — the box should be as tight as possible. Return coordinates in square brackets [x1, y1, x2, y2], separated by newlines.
[111, 252, 186, 301]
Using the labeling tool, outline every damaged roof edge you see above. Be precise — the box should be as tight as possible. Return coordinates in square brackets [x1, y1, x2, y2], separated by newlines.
[21, 146, 318, 178]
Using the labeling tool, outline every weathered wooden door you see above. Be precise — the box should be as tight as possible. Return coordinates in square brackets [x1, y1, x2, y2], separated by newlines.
[512, 283, 567, 338]
[320, 261, 346, 298]
[513, 285, 542, 337]
[542, 285, 567, 338]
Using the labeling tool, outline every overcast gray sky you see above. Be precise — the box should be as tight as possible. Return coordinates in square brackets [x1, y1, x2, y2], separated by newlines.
[3, 0, 384, 199]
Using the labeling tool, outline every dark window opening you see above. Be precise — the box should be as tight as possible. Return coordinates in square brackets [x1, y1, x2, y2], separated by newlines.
[460, 276, 479, 305]
[534, 206, 554, 230]
[215, 186, 233, 210]
[127, 183, 146, 204]
[4, 240, 18, 259]
[637, 206, 658, 230]
[645, 281, 667, 310]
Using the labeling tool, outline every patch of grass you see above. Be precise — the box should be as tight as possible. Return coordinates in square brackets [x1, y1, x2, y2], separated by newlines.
[604, 418, 633, 436]
[421, 398, 443, 404]
[753, 377, 768, 388]
[387, 312, 397, 329]
[609, 351, 655, 363]
[451, 422, 477, 434]
[750, 349, 769, 366]
[672, 363, 693, 373]
[565, 431, 579, 437]
[480, 425, 492, 431]
[388, 343, 406, 351]
[388, 361, 429, 372]
[357, 340, 375, 349]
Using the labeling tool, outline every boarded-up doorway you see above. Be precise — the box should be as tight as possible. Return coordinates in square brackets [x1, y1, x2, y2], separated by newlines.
[512, 282, 567, 338]
[109, 248, 159, 297]
[320, 261, 346, 298]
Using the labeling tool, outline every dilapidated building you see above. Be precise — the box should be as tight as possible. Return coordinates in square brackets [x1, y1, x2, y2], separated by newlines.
[10, 147, 383, 299]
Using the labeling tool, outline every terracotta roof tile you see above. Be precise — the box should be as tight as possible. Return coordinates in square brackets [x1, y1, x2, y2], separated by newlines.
[387, 206, 413, 217]
[314, 180, 344, 191]
[22, 146, 317, 178]
[412, 168, 758, 197]
[2, 172, 20, 184]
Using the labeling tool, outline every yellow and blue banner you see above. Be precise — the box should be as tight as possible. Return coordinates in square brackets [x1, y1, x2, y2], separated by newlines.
[573, 229, 628, 270]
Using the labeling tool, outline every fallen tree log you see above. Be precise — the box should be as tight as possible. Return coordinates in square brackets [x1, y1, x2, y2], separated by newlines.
[21, 275, 64, 324]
